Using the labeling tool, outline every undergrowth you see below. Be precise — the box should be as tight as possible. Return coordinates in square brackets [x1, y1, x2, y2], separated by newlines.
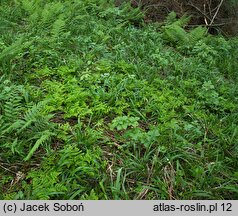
[0, 0, 238, 200]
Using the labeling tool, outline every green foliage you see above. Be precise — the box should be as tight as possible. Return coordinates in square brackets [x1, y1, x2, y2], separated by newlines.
[162, 13, 207, 53]
[110, 116, 140, 130]
[0, 77, 56, 161]
[22, 145, 105, 199]
[0, 0, 238, 200]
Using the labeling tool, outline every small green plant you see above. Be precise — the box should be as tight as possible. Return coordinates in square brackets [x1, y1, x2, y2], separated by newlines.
[110, 116, 140, 130]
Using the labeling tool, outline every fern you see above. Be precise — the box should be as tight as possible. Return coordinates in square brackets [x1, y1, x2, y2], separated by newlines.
[0, 76, 56, 160]
[161, 13, 190, 45]
[164, 11, 177, 25]
[189, 26, 207, 42]
[161, 14, 207, 52]
[1, 120, 24, 136]
[163, 25, 188, 45]
[26, 170, 67, 199]
[23, 101, 54, 128]
[0, 79, 23, 123]
[21, 0, 48, 26]
[24, 130, 54, 161]
[0, 37, 24, 63]
[164, 12, 190, 26]
[51, 16, 66, 39]
[22, 145, 104, 199]
[21, 0, 37, 15]
[3, 95, 22, 123]
[19, 0, 66, 35]
[41, 2, 64, 27]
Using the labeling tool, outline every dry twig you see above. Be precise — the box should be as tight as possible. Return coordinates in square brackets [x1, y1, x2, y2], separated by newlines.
[209, 0, 224, 26]
[187, 2, 211, 22]
[0, 163, 16, 174]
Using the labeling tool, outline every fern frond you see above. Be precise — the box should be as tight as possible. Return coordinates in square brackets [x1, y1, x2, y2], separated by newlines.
[164, 11, 177, 25]
[163, 25, 188, 44]
[188, 26, 207, 43]
[1, 84, 23, 123]
[173, 15, 190, 27]
[161, 13, 192, 46]
[24, 130, 53, 161]
[10, 138, 21, 155]
[51, 17, 66, 39]
[0, 37, 23, 62]
[3, 97, 22, 122]
[165, 12, 190, 27]
[41, 2, 64, 26]
[1, 120, 24, 135]
[23, 101, 54, 131]
[21, 0, 36, 15]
